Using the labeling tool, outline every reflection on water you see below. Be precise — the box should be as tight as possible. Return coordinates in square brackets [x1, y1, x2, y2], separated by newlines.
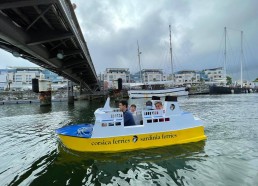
[39, 105, 52, 113]
[1, 94, 258, 185]
[58, 140, 206, 164]
[28, 141, 206, 185]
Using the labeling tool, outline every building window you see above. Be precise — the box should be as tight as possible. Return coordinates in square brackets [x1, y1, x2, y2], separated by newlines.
[109, 75, 113, 80]
[15, 75, 22, 82]
[26, 75, 32, 82]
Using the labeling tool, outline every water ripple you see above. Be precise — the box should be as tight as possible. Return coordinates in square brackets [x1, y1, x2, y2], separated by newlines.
[0, 95, 258, 185]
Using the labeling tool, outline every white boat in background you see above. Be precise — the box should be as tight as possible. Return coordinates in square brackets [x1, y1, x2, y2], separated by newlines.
[128, 25, 188, 99]
[128, 83, 188, 98]
[128, 88, 188, 98]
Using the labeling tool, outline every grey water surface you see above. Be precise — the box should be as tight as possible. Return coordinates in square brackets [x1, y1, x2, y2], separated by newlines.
[0, 94, 258, 186]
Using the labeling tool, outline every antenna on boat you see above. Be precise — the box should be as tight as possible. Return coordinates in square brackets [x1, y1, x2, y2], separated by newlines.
[169, 25, 174, 83]
[224, 27, 227, 84]
[137, 40, 143, 83]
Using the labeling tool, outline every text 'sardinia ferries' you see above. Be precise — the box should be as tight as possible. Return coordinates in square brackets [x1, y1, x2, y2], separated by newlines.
[56, 96, 207, 152]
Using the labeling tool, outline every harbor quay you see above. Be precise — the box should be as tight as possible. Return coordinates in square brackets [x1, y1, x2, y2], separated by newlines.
[0, 90, 67, 105]
[1, 86, 257, 105]
[0, 90, 111, 105]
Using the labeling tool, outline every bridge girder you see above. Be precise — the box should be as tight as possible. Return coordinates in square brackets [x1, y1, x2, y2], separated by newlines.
[0, 0, 99, 92]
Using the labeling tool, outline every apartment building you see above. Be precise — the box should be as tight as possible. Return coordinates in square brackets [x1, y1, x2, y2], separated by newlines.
[203, 67, 225, 83]
[104, 68, 130, 83]
[174, 70, 201, 85]
[141, 69, 163, 83]
[0, 67, 67, 91]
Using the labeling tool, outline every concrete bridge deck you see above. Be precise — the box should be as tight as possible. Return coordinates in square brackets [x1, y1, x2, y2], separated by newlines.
[0, 0, 98, 92]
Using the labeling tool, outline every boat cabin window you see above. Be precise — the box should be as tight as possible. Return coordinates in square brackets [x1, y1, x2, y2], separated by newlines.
[115, 122, 121, 126]
[159, 118, 164, 122]
[145, 117, 170, 124]
[101, 121, 122, 127]
[108, 123, 114, 126]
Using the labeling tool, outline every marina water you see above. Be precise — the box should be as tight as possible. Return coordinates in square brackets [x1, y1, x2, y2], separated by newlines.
[0, 94, 258, 185]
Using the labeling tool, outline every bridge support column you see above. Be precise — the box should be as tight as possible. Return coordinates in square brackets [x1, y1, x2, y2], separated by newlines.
[39, 91, 51, 106]
[80, 81, 82, 95]
[38, 80, 52, 107]
[68, 81, 74, 104]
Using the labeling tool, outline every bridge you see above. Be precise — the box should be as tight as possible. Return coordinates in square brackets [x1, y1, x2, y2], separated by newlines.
[0, 0, 98, 92]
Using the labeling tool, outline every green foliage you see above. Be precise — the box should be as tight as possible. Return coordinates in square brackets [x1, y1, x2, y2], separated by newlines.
[226, 76, 232, 85]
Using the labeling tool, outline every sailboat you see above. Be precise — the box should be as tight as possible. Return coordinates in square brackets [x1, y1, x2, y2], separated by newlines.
[209, 27, 248, 94]
[128, 26, 189, 98]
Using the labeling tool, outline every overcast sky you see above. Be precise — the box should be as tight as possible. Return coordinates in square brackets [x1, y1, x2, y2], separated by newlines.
[0, 0, 257, 81]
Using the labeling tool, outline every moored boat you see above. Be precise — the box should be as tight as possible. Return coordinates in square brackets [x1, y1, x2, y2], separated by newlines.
[56, 96, 206, 152]
[209, 85, 247, 94]
[128, 86, 188, 98]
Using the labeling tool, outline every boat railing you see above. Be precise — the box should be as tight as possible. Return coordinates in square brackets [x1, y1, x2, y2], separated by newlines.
[95, 111, 124, 128]
[142, 110, 164, 118]
[96, 111, 123, 121]
[112, 108, 120, 112]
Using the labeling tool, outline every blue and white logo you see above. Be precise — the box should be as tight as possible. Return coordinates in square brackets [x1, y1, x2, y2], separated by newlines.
[133, 135, 138, 143]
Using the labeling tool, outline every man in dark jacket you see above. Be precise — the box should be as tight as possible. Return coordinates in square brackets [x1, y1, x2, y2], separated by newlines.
[119, 100, 136, 126]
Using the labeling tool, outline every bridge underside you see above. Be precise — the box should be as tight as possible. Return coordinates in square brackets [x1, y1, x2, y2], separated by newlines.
[0, 0, 99, 92]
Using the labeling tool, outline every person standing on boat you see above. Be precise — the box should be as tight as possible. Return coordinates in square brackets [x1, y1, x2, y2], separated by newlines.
[130, 104, 137, 115]
[155, 101, 163, 110]
[119, 100, 136, 126]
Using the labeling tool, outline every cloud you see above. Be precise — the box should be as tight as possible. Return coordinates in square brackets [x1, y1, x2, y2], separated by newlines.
[1, 0, 257, 81]
[0, 50, 38, 68]
[71, 0, 258, 80]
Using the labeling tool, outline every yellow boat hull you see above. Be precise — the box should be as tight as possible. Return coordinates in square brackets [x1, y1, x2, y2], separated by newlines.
[58, 126, 206, 152]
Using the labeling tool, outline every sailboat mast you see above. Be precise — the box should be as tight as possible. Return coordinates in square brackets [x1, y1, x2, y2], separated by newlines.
[240, 30, 243, 88]
[224, 27, 227, 84]
[169, 25, 174, 82]
[137, 40, 142, 83]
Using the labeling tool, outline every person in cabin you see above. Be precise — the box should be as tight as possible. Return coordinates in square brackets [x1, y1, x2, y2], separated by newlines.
[146, 100, 153, 110]
[130, 104, 137, 115]
[130, 104, 142, 125]
[119, 100, 136, 126]
[155, 101, 163, 110]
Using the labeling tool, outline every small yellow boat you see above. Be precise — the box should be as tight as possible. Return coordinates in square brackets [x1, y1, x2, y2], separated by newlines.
[56, 96, 207, 152]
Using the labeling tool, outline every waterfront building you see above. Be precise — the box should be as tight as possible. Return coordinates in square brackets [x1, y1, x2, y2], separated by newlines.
[163, 74, 168, 81]
[104, 68, 130, 88]
[0, 67, 67, 91]
[42, 69, 67, 90]
[203, 67, 226, 84]
[174, 70, 201, 85]
[104, 68, 130, 83]
[141, 69, 163, 83]
[5, 67, 44, 91]
[237, 80, 255, 88]
[0, 69, 8, 91]
[130, 71, 141, 83]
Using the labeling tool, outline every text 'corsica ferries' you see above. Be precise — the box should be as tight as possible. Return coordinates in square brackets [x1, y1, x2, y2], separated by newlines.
[56, 96, 207, 152]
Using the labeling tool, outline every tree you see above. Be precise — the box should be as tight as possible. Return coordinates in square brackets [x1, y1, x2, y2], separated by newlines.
[254, 78, 258, 82]
[226, 76, 232, 85]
